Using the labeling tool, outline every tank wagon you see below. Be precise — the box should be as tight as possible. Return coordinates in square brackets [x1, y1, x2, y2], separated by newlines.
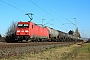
[64, 33, 69, 41]
[58, 31, 65, 41]
[45, 26, 59, 41]
[15, 21, 84, 42]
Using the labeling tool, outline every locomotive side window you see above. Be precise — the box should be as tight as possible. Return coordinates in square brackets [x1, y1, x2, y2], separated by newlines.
[32, 25, 33, 28]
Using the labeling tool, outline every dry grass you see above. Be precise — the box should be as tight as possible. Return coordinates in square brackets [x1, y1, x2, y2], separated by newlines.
[1, 43, 90, 60]
[73, 43, 90, 60]
[61, 43, 90, 60]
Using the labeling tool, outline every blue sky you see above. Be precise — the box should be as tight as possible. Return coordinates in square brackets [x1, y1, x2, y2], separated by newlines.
[0, 0, 90, 38]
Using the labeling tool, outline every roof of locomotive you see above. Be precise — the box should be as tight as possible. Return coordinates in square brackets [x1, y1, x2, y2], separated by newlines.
[18, 21, 34, 24]
[18, 21, 46, 28]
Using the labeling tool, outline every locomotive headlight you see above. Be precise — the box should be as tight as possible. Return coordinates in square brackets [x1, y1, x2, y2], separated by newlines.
[25, 30, 29, 32]
[17, 30, 20, 32]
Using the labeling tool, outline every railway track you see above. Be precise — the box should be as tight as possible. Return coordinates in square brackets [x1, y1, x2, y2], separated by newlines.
[0, 42, 75, 58]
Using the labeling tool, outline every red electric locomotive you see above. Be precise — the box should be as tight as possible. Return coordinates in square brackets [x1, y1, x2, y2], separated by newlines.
[16, 21, 49, 42]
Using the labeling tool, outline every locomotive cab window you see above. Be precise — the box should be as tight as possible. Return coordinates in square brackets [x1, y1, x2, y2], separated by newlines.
[17, 24, 29, 28]
[24, 24, 29, 28]
[17, 24, 23, 28]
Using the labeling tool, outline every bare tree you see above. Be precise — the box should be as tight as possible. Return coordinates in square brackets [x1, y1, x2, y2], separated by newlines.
[75, 27, 81, 38]
[5, 21, 17, 42]
[0, 34, 2, 41]
[0, 34, 5, 42]
[87, 38, 90, 43]
[0, 34, 2, 38]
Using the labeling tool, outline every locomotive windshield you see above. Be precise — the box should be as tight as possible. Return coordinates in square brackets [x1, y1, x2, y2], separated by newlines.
[18, 24, 29, 28]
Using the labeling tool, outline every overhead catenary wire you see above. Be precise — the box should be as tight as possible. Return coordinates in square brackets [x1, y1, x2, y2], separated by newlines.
[0, 0, 42, 20]
[0, 0, 61, 25]
[44, 19, 54, 25]
[9, 0, 41, 20]
[28, 0, 61, 23]
[28, 0, 54, 18]
[66, 18, 75, 25]
[0, 0, 26, 13]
